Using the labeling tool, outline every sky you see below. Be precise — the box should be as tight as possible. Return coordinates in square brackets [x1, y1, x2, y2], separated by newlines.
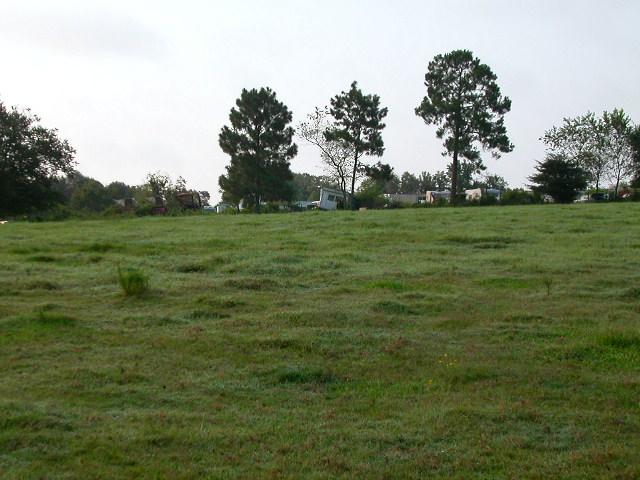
[1, 0, 639, 202]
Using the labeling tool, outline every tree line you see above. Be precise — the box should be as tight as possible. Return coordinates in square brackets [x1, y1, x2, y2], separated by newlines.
[2, 48, 640, 218]
[218, 50, 515, 210]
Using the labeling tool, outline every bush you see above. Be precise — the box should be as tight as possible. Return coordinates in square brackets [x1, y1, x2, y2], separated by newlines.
[385, 200, 408, 209]
[24, 205, 75, 222]
[501, 188, 541, 205]
[354, 185, 386, 209]
[117, 266, 149, 297]
[467, 195, 499, 206]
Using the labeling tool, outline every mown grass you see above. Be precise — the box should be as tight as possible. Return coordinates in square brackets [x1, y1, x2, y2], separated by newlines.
[1, 203, 639, 478]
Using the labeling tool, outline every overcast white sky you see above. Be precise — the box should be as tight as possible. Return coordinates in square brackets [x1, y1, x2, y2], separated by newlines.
[1, 0, 639, 201]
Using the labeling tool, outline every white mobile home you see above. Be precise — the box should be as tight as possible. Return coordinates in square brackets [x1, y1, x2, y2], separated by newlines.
[384, 193, 426, 205]
[426, 191, 451, 204]
[316, 187, 346, 210]
[465, 188, 501, 202]
[213, 202, 235, 213]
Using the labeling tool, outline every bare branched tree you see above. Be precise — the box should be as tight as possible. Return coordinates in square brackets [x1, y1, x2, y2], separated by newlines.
[542, 113, 609, 192]
[603, 109, 635, 197]
[297, 107, 356, 205]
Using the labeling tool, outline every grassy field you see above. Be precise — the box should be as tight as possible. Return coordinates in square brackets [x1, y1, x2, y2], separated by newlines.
[1, 204, 639, 479]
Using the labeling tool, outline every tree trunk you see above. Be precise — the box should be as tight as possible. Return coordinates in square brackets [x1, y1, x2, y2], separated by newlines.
[350, 150, 359, 210]
[451, 149, 459, 206]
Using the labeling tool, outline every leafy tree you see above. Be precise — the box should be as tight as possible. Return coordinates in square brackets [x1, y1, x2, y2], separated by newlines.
[362, 162, 395, 191]
[630, 125, 640, 187]
[452, 161, 481, 191]
[602, 109, 635, 197]
[326, 81, 388, 206]
[198, 191, 211, 206]
[105, 181, 133, 200]
[145, 172, 172, 197]
[399, 172, 420, 193]
[415, 50, 513, 202]
[353, 162, 396, 208]
[51, 170, 87, 203]
[70, 178, 111, 212]
[219, 87, 297, 212]
[298, 107, 355, 204]
[0, 100, 75, 216]
[501, 188, 540, 205]
[529, 154, 588, 203]
[418, 170, 449, 192]
[542, 112, 608, 192]
[476, 173, 508, 190]
[290, 172, 337, 202]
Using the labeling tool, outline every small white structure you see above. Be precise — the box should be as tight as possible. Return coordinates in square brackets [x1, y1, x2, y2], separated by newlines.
[293, 200, 314, 209]
[316, 187, 346, 210]
[426, 191, 451, 204]
[465, 188, 501, 202]
[214, 202, 235, 213]
[384, 193, 426, 205]
[114, 198, 137, 209]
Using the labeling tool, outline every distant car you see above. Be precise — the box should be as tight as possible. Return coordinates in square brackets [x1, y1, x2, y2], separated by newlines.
[590, 192, 608, 202]
[203, 205, 216, 212]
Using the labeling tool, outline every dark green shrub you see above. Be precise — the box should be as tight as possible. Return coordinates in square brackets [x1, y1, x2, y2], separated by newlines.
[501, 188, 540, 205]
[354, 185, 386, 209]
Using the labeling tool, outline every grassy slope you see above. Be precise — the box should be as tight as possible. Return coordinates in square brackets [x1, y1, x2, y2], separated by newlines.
[0, 204, 639, 479]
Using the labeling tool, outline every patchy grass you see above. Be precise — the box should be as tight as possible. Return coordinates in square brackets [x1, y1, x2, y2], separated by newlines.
[276, 367, 337, 385]
[117, 266, 149, 297]
[175, 263, 209, 273]
[0, 203, 639, 478]
[79, 241, 120, 253]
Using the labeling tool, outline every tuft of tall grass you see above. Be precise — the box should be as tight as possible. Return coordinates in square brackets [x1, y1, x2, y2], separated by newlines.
[117, 266, 149, 297]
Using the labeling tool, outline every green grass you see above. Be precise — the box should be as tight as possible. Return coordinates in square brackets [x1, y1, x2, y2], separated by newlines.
[1, 203, 639, 478]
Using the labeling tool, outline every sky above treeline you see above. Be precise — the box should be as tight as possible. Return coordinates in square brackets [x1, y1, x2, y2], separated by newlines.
[1, 0, 639, 201]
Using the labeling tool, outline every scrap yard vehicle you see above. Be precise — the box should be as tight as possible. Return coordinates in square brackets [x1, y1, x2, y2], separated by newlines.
[176, 191, 203, 210]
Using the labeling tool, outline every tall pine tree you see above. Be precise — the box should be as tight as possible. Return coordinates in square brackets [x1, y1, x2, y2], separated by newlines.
[219, 88, 297, 212]
[325, 82, 388, 207]
[415, 50, 513, 203]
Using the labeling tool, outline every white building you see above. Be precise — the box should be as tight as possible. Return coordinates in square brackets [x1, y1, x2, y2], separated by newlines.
[293, 200, 314, 209]
[426, 191, 451, 204]
[384, 193, 426, 205]
[465, 188, 501, 202]
[213, 202, 235, 213]
[315, 187, 346, 210]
